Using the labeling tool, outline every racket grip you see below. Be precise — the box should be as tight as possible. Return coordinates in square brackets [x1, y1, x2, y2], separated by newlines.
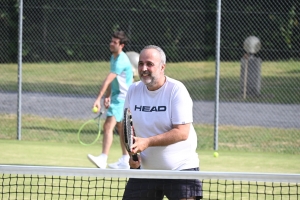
[132, 154, 138, 161]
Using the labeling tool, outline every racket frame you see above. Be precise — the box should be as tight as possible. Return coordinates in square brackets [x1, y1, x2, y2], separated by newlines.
[77, 111, 103, 146]
[124, 108, 138, 161]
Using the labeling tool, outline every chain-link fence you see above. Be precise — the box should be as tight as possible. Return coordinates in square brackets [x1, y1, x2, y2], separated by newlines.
[1, 0, 299, 154]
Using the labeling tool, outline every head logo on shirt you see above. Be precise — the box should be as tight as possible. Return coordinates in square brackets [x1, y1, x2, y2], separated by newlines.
[134, 105, 166, 112]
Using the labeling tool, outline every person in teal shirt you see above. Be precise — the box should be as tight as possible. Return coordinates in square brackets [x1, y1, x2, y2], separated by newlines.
[88, 31, 133, 169]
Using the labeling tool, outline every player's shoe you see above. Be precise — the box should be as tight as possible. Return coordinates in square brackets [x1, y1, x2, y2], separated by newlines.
[108, 157, 130, 169]
[87, 154, 107, 169]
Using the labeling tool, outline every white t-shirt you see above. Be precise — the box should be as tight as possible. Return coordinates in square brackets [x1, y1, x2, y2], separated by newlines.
[124, 76, 199, 170]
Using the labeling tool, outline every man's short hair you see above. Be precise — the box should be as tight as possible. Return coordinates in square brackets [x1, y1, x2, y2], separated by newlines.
[112, 31, 129, 45]
[142, 45, 166, 64]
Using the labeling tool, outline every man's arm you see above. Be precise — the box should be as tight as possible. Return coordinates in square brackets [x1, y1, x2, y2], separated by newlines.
[105, 84, 111, 98]
[103, 84, 111, 109]
[93, 72, 117, 109]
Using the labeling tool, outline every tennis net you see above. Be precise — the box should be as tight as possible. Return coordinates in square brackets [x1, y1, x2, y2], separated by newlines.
[1, 165, 299, 200]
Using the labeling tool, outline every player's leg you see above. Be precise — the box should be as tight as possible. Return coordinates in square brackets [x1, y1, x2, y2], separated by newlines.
[164, 179, 202, 200]
[87, 115, 116, 169]
[87, 101, 117, 169]
[102, 116, 117, 154]
[123, 178, 164, 200]
[107, 101, 129, 169]
[164, 168, 202, 200]
[116, 121, 129, 155]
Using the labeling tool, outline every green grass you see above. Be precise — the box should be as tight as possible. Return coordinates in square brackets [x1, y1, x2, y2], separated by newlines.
[1, 114, 300, 154]
[1, 139, 300, 199]
[1, 140, 300, 200]
[1, 139, 299, 173]
[1, 61, 300, 103]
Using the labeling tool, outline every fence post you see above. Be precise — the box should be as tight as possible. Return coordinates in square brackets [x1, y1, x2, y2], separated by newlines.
[214, 0, 222, 151]
[17, 0, 23, 140]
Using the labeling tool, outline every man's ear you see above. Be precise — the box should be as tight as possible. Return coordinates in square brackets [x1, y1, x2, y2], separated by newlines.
[161, 64, 166, 72]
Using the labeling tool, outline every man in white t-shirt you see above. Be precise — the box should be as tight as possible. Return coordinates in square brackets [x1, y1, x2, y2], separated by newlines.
[122, 45, 202, 200]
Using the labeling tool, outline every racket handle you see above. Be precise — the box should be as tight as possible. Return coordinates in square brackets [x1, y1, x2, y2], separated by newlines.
[132, 154, 138, 161]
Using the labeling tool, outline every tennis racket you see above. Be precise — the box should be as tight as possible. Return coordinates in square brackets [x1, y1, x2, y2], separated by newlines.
[123, 108, 138, 161]
[77, 111, 103, 146]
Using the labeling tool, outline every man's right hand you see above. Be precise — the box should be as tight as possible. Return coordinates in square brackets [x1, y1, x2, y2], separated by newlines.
[93, 100, 101, 113]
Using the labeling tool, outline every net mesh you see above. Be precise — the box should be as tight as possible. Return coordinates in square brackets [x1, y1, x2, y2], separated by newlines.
[1, 165, 299, 200]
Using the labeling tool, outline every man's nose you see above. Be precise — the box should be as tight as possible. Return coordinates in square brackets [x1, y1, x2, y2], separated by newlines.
[139, 64, 147, 71]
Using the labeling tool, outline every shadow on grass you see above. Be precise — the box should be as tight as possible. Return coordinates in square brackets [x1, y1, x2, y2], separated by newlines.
[23, 126, 79, 134]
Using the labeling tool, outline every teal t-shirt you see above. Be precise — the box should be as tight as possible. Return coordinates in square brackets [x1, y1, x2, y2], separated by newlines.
[110, 51, 133, 103]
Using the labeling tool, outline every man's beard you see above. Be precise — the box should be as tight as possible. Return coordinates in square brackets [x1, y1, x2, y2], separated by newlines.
[109, 46, 117, 54]
[140, 72, 157, 87]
